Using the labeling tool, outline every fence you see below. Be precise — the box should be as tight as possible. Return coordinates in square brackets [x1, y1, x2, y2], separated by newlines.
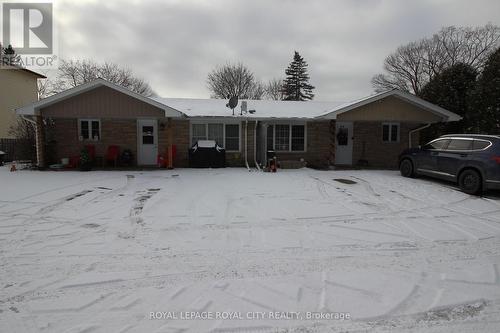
[0, 138, 34, 162]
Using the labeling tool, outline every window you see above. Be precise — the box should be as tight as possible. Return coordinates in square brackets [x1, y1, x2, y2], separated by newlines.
[472, 140, 491, 151]
[291, 125, 305, 151]
[446, 139, 472, 151]
[382, 123, 399, 142]
[275, 125, 290, 151]
[192, 124, 206, 146]
[208, 124, 224, 146]
[267, 124, 306, 152]
[190, 122, 240, 151]
[225, 124, 240, 151]
[424, 139, 450, 150]
[142, 125, 154, 145]
[266, 125, 274, 151]
[79, 119, 100, 141]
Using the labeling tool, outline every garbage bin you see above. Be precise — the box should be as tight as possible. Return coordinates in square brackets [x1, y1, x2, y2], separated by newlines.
[188, 140, 226, 168]
[0, 151, 5, 166]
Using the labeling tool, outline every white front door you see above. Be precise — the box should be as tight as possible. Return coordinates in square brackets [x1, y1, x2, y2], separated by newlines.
[335, 121, 353, 165]
[137, 119, 158, 165]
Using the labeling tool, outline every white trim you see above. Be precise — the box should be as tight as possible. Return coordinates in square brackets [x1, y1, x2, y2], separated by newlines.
[318, 89, 462, 122]
[382, 122, 400, 143]
[189, 119, 242, 152]
[16, 78, 184, 118]
[78, 118, 101, 142]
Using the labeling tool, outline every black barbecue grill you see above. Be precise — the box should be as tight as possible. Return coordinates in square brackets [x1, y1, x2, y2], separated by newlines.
[188, 140, 226, 168]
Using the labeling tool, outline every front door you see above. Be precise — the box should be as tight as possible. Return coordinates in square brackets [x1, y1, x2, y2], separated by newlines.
[335, 122, 353, 165]
[137, 119, 158, 165]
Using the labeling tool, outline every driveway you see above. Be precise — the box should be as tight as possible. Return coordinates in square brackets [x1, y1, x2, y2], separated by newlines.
[1, 167, 500, 332]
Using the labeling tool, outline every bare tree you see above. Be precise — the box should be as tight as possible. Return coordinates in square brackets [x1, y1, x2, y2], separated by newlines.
[207, 63, 263, 99]
[372, 24, 500, 95]
[264, 78, 284, 100]
[48, 59, 155, 97]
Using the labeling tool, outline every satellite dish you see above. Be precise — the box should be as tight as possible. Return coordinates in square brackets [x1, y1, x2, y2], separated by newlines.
[226, 96, 238, 115]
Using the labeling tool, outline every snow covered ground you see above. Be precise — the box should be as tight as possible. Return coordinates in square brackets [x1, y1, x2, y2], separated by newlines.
[1, 166, 500, 332]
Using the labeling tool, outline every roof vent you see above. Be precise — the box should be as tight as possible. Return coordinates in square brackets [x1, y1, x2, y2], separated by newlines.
[241, 101, 247, 113]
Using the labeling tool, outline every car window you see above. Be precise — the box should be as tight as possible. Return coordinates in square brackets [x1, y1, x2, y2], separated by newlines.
[424, 139, 450, 150]
[472, 140, 491, 150]
[446, 139, 472, 151]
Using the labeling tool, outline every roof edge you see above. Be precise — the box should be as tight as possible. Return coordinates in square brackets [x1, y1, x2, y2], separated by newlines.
[316, 89, 462, 122]
[16, 78, 184, 117]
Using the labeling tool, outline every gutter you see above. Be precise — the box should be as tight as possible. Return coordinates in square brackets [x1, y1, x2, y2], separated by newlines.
[409, 123, 431, 148]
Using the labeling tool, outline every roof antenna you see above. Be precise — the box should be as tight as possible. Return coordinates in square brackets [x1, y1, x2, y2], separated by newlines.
[226, 96, 238, 116]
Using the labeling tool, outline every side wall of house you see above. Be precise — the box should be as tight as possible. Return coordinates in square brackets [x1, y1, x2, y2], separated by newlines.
[351, 121, 421, 168]
[0, 70, 39, 138]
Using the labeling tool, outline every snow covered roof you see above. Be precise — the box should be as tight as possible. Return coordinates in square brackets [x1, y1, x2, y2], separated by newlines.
[16, 78, 461, 122]
[153, 89, 461, 122]
[152, 97, 344, 119]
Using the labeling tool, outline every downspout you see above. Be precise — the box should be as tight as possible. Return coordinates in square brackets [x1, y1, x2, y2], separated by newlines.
[409, 123, 431, 148]
[244, 120, 250, 171]
[253, 120, 261, 171]
[21, 115, 41, 167]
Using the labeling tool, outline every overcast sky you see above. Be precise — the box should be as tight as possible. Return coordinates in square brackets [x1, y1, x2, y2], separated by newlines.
[52, 0, 500, 101]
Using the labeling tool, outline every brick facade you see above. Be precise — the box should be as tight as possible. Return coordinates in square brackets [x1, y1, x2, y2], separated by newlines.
[46, 118, 138, 165]
[272, 120, 334, 168]
[351, 121, 420, 168]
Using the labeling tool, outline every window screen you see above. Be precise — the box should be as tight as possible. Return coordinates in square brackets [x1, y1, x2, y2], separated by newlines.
[208, 124, 224, 146]
[192, 124, 206, 145]
[382, 123, 399, 142]
[390, 124, 398, 142]
[91, 121, 100, 140]
[382, 124, 389, 142]
[275, 125, 290, 151]
[291, 125, 305, 151]
[225, 124, 239, 151]
[267, 125, 274, 151]
[80, 120, 89, 139]
[142, 125, 154, 145]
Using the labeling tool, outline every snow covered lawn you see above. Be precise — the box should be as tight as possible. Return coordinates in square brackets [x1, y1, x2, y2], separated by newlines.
[1, 167, 500, 332]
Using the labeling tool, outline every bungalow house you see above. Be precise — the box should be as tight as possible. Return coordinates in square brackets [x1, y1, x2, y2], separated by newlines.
[16, 79, 461, 169]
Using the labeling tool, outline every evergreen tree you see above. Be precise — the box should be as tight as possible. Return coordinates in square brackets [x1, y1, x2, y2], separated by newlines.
[472, 47, 500, 133]
[1, 44, 21, 66]
[282, 51, 315, 101]
[419, 63, 478, 140]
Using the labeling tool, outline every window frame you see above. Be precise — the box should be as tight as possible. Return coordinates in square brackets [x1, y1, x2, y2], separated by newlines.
[382, 122, 400, 143]
[189, 120, 241, 152]
[267, 122, 307, 152]
[78, 118, 101, 141]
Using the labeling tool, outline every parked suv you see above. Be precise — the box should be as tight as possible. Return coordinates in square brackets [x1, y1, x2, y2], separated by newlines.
[399, 134, 500, 194]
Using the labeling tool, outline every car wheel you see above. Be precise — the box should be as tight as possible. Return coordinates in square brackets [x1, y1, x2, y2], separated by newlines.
[458, 169, 482, 195]
[400, 159, 414, 178]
